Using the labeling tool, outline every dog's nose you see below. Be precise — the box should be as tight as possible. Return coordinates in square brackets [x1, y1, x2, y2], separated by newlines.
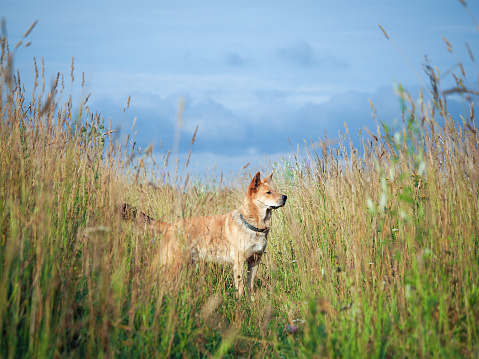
[282, 195, 287, 202]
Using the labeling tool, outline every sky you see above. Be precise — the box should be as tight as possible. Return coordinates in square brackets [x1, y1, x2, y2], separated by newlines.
[2, 1, 479, 177]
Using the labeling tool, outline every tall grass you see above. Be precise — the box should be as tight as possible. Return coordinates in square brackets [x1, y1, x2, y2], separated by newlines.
[1, 19, 479, 358]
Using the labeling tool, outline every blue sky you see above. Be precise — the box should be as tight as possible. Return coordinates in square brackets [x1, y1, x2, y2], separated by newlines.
[2, 1, 478, 176]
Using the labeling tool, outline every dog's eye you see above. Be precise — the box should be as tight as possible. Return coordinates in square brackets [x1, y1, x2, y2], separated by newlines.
[266, 191, 271, 194]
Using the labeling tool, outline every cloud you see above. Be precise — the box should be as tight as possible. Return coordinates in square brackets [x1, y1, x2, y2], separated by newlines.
[284, 86, 404, 149]
[91, 94, 177, 152]
[223, 51, 248, 67]
[92, 94, 250, 156]
[278, 41, 319, 67]
[277, 41, 347, 69]
[91, 85, 436, 174]
[182, 98, 249, 154]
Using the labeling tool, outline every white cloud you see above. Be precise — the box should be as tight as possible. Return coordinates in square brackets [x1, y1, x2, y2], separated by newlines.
[5, 0, 477, 177]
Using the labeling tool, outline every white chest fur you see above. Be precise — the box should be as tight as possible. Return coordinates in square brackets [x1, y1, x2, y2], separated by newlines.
[231, 210, 269, 258]
[244, 232, 268, 258]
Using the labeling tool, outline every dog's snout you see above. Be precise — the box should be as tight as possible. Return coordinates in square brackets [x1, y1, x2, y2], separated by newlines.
[282, 195, 287, 202]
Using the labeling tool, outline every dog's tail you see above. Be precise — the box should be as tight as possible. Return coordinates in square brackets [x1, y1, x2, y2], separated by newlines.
[119, 203, 153, 224]
[119, 203, 171, 233]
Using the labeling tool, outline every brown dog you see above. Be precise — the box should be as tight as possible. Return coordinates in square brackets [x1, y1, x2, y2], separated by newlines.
[122, 172, 287, 296]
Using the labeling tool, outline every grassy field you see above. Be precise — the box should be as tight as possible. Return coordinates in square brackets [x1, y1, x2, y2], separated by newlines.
[1, 22, 479, 358]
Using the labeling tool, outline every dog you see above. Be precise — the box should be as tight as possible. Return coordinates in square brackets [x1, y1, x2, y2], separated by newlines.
[121, 172, 287, 297]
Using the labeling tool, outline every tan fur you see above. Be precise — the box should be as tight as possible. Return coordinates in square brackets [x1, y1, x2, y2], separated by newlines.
[121, 172, 287, 297]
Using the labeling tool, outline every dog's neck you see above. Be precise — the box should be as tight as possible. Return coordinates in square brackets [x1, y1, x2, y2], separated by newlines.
[240, 199, 272, 231]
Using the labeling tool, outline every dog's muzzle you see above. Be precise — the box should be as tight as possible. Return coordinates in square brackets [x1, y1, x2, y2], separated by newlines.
[270, 195, 287, 209]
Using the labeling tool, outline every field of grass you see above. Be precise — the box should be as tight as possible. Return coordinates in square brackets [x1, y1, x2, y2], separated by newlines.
[1, 20, 479, 358]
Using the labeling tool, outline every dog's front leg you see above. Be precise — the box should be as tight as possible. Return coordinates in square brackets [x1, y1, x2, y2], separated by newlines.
[233, 259, 245, 297]
[246, 258, 261, 294]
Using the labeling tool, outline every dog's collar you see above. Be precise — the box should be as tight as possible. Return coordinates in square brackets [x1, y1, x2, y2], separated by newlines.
[239, 213, 269, 233]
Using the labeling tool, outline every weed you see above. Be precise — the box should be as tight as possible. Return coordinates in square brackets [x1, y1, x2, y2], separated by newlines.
[1, 15, 479, 358]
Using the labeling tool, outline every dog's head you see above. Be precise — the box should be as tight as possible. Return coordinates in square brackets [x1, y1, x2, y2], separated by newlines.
[247, 172, 287, 210]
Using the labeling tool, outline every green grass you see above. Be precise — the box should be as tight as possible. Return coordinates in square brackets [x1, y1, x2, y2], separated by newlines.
[1, 19, 479, 358]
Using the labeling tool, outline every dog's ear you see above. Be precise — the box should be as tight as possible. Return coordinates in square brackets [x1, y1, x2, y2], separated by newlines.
[263, 172, 273, 184]
[248, 172, 262, 192]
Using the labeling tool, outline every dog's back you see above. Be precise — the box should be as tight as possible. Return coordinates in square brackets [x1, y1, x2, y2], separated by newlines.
[158, 213, 232, 264]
